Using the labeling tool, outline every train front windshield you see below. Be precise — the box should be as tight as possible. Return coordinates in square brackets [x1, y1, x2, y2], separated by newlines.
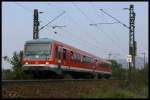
[24, 43, 51, 59]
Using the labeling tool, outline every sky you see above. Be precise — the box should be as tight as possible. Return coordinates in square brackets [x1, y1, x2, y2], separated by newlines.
[2, 2, 148, 69]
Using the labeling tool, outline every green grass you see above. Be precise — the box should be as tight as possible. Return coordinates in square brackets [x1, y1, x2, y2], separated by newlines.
[80, 79, 148, 98]
[80, 63, 148, 98]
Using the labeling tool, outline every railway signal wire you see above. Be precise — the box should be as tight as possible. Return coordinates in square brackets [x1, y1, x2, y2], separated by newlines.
[89, 2, 127, 53]
[72, 2, 127, 54]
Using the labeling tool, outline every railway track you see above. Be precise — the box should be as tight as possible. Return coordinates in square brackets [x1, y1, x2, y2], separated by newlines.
[2, 78, 124, 98]
[2, 77, 123, 82]
[2, 78, 123, 86]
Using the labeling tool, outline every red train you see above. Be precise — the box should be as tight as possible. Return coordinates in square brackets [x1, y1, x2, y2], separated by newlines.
[22, 38, 112, 79]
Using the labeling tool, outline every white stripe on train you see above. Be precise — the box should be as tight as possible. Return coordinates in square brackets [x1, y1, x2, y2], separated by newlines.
[23, 64, 112, 75]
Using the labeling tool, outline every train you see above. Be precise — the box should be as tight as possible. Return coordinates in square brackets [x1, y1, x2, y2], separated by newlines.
[22, 38, 112, 79]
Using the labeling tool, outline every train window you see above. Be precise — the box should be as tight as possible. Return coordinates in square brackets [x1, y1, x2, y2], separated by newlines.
[90, 58, 92, 63]
[71, 51, 74, 60]
[76, 53, 78, 60]
[63, 48, 66, 60]
[55, 47, 57, 58]
[88, 57, 90, 63]
[86, 56, 89, 63]
[85, 56, 87, 62]
[84, 56, 86, 62]
[105, 63, 108, 67]
[58, 47, 61, 60]
[91, 58, 93, 63]
[74, 53, 76, 60]
[25, 43, 51, 59]
[89, 57, 91, 63]
[78, 54, 81, 61]
[101, 63, 105, 67]
[95, 59, 97, 62]
[85, 56, 87, 63]
[99, 63, 101, 67]
[87, 57, 90, 63]
[86, 57, 88, 63]
[74, 53, 78, 61]
[77, 53, 81, 61]
[83, 55, 86, 62]
[80, 55, 83, 62]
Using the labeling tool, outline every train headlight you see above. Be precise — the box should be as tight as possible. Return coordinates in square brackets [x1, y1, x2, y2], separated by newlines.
[45, 62, 49, 64]
[25, 62, 28, 64]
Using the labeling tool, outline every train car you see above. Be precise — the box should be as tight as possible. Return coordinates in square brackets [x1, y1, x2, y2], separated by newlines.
[22, 38, 112, 79]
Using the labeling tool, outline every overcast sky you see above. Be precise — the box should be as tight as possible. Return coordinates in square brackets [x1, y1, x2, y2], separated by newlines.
[2, 2, 148, 69]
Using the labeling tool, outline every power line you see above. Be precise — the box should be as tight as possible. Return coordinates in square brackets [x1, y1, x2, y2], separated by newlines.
[14, 2, 57, 27]
[72, 2, 126, 54]
[71, 3, 115, 48]
[72, 2, 116, 43]
[89, 2, 127, 53]
[64, 14, 109, 51]
[72, 2, 93, 23]
[89, 3, 127, 54]
[14, 2, 32, 13]
[14, 2, 67, 38]
[90, 22, 119, 25]
[99, 9, 129, 29]
[39, 11, 66, 31]
[91, 9, 127, 54]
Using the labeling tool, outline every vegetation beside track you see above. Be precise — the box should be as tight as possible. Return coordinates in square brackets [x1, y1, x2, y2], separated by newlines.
[2, 51, 32, 80]
[80, 61, 148, 98]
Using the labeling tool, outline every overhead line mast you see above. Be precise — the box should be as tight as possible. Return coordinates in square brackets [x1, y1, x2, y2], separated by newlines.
[99, 4, 136, 69]
[129, 5, 136, 69]
[33, 9, 66, 39]
[33, 9, 39, 39]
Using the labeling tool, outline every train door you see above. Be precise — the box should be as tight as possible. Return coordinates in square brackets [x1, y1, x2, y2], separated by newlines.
[57, 47, 62, 69]
[67, 50, 70, 67]
[93, 59, 96, 71]
[93, 59, 98, 78]
[62, 48, 67, 66]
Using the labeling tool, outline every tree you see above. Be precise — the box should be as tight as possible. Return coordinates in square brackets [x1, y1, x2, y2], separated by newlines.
[110, 59, 126, 79]
[3, 51, 23, 70]
[3, 50, 32, 79]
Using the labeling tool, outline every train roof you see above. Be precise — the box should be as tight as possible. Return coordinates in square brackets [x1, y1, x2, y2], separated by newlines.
[25, 38, 111, 64]
[25, 38, 53, 44]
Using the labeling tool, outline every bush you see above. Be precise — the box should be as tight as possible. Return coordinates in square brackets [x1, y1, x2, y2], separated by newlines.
[3, 51, 33, 80]
[2, 68, 32, 80]
[110, 60, 127, 79]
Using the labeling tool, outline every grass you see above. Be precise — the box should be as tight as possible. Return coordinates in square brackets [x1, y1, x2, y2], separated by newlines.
[80, 64, 148, 98]
[80, 79, 148, 98]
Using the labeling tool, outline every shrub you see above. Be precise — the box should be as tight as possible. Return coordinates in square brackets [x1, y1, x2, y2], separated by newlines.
[3, 51, 33, 80]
